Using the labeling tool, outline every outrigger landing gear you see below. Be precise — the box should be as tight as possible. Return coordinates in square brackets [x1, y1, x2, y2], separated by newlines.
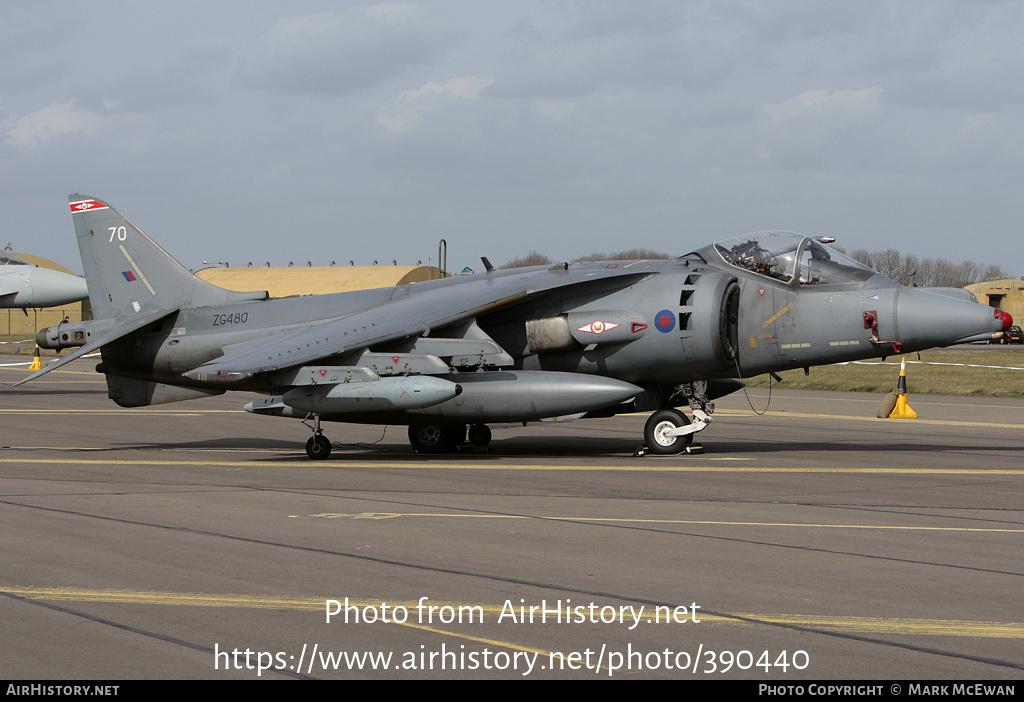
[304, 413, 332, 460]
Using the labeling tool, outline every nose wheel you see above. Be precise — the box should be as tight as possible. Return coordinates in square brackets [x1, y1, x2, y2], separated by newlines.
[643, 409, 697, 455]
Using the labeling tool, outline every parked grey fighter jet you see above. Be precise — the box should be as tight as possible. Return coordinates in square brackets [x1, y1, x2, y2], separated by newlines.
[19, 195, 1013, 458]
[1, 250, 89, 309]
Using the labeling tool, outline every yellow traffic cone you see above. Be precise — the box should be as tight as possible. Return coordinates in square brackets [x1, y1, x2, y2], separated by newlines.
[889, 357, 917, 419]
[28, 346, 42, 371]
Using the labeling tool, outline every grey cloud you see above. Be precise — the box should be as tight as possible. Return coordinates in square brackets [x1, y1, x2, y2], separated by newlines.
[234, 5, 454, 94]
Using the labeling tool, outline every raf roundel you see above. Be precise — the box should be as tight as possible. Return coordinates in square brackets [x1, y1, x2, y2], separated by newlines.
[576, 320, 619, 334]
[654, 309, 675, 333]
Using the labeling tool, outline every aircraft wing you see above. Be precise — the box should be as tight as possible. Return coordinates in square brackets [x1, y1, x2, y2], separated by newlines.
[183, 265, 649, 384]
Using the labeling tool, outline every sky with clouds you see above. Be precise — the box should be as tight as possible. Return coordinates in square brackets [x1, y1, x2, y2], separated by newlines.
[3, 1, 1023, 278]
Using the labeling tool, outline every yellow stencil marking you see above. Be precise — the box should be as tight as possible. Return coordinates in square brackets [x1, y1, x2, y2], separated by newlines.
[762, 303, 793, 328]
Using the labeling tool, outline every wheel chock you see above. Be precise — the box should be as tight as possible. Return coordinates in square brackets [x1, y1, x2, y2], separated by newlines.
[876, 390, 898, 418]
[635, 443, 705, 457]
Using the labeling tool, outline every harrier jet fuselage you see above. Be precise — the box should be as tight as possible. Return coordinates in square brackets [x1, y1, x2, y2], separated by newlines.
[20, 196, 1012, 458]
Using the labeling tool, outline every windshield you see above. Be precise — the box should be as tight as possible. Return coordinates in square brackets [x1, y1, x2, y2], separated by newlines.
[1, 252, 29, 266]
[713, 232, 876, 286]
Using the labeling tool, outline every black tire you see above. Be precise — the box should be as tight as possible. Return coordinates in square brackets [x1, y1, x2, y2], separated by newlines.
[408, 424, 466, 453]
[306, 433, 332, 460]
[644, 409, 693, 455]
[467, 424, 492, 447]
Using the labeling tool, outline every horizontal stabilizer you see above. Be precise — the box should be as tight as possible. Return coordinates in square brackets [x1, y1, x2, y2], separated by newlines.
[14, 308, 179, 386]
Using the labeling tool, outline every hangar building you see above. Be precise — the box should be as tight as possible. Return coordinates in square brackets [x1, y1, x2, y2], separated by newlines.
[195, 264, 445, 298]
[964, 279, 1024, 325]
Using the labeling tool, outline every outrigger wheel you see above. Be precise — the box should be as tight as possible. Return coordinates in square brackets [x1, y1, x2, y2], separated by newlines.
[306, 432, 332, 460]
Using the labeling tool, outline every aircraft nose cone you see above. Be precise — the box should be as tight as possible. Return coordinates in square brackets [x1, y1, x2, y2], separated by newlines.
[28, 267, 89, 306]
[895, 288, 1007, 349]
[997, 309, 1013, 331]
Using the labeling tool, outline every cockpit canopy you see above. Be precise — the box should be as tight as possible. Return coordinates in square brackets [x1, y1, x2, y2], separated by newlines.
[1, 252, 30, 266]
[712, 232, 877, 286]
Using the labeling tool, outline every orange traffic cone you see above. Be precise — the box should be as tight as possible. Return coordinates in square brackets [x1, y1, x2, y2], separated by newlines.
[889, 357, 917, 419]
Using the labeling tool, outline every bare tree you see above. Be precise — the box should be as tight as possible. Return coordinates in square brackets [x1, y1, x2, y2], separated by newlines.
[896, 253, 919, 287]
[500, 250, 555, 269]
[574, 248, 670, 262]
[915, 258, 936, 287]
[849, 249, 874, 269]
[955, 260, 980, 289]
[981, 263, 1012, 282]
[871, 249, 903, 281]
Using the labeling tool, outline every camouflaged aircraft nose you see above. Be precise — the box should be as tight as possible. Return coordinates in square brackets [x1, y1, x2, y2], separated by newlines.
[893, 287, 1007, 350]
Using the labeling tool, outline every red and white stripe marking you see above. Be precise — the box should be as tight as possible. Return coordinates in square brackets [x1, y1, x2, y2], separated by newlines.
[69, 200, 108, 213]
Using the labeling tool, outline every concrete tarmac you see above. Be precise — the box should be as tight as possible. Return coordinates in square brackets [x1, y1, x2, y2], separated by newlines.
[2, 354, 1022, 680]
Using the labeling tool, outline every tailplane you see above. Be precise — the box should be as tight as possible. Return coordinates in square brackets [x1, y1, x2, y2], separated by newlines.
[69, 195, 267, 319]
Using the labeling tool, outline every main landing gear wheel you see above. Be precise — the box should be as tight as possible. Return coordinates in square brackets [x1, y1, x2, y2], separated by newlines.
[408, 424, 466, 453]
[644, 409, 694, 455]
[306, 433, 332, 460]
[467, 424, 492, 447]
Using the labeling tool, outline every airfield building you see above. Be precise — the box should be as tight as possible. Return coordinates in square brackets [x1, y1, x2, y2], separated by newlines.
[195, 264, 445, 298]
[964, 278, 1024, 324]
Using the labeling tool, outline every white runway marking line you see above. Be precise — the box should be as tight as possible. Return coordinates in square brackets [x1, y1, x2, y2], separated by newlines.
[298, 511, 1024, 533]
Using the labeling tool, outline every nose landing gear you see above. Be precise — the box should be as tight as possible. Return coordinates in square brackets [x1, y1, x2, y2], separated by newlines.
[643, 409, 710, 455]
[641, 381, 714, 455]
[644, 409, 694, 454]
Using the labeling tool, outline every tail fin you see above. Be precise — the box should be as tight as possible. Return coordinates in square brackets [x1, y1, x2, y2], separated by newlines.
[69, 195, 267, 319]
